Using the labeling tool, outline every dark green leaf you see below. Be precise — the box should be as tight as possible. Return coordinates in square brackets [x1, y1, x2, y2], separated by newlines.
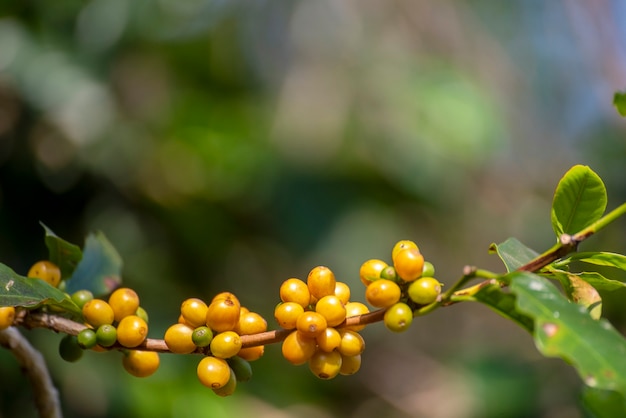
[65, 231, 122, 297]
[564, 252, 626, 272]
[582, 387, 626, 418]
[41, 222, 82, 279]
[472, 284, 534, 332]
[509, 272, 626, 394]
[488, 237, 539, 272]
[614, 90, 626, 117]
[550, 165, 607, 237]
[0, 263, 81, 315]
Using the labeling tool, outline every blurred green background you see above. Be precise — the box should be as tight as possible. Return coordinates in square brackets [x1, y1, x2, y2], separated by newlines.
[1, 1, 626, 417]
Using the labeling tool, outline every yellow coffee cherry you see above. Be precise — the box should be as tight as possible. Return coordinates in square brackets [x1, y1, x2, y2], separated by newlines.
[197, 356, 231, 389]
[316, 327, 341, 352]
[343, 302, 369, 332]
[82, 299, 115, 328]
[392, 240, 419, 264]
[274, 302, 304, 329]
[0, 306, 16, 330]
[122, 350, 160, 378]
[164, 323, 197, 354]
[339, 354, 361, 375]
[359, 259, 387, 286]
[308, 349, 342, 380]
[206, 293, 241, 332]
[180, 298, 209, 328]
[279, 278, 311, 308]
[281, 330, 316, 365]
[237, 345, 265, 362]
[393, 248, 424, 282]
[307, 266, 336, 300]
[117, 315, 148, 348]
[315, 295, 346, 327]
[27, 260, 61, 287]
[334, 281, 351, 305]
[365, 279, 401, 308]
[210, 331, 242, 359]
[338, 330, 365, 357]
[108, 288, 140, 322]
[235, 311, 267, 335]
[296, 311, 327, 338]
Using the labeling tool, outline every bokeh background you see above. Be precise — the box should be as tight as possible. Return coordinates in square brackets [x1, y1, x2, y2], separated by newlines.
[1, 1, 626, 417]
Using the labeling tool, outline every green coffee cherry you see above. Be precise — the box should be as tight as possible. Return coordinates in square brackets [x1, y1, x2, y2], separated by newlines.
[383, 302, 413, 333]
[96, 324, 118, 347]
[407, 277, 442, 305]
[192, 326, 213, 348]
[422, 261, 435, 277]
[59, 335, 83, 362]
[135, 306, 149, 323]
[227, 356, 253, 382]
[77, 328, 98, 349]
[379, 266, 398, 282]
[71, 290, 94, 309]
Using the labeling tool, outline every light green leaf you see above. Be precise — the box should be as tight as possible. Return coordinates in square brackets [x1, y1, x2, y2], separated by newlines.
[549, 269, 626, 292]
[582, 387, 626, 418]
[488, 237, 539, 272]
[41, 222, 82, 279]
[509, 272, 626, 394]
[65, 231, 122, 297]
[614, 90, 626, 117]
[0, 263, 81, 316]
[550, 165, 607, 237]
[564, 252, 626, 271]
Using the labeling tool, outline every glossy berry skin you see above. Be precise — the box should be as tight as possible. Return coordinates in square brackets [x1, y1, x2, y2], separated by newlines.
[308, 349, 342, 380]
[237, 345, 265, 362]
[279, 278, 311, 308]
[82, 299, 115, 328]
[307, 266, 336, 300]
[384, 302, 413, 333]
[164, 323, 196, 354]
[192, 326, 213, 348]
[316, 327, 341, 352]
[197, 356, 231, 389]
[59, 335, 83, 363]
[339, 354, 362, 375]
[365, 279, 401, 308]
[408, 277, 442, 305]
[393, 248, 425, 282]
[343, 302, 369, 332]
[135, 306, 149, 323]
[122, 350, 160, 378]
[392, 240, 419, 264]
[235, 311, 267, 335]
[108, 288, 140, 322]
[71, 290, 94, 309]
[116, 315, 148, 348]
[206, 295, 241, 333]
[338, 330, 365, 357]
[315, 295, 346, 327]
[274, 302, 304, 329]
[359, 259, 387, 286]
[334, 281, 351, 305]
[380, 266, 398, 282]
[96, 324, 117, 347]
[281, 330, 316, 365]
[0, 306, 15, 330]
[210, 331, 242, 359]
[27, 261, 61, 287]
[422, 261, 435, 277]
[296, 311, 327, 338]
[77, 328, 97, 349]
[227, 356, 253, 382]
[180, 298, 208, 328]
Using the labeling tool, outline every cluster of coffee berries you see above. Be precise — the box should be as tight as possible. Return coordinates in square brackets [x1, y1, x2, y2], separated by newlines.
[360, 240, 442, 333]
[276, 266, 368, 380]
[167, 292, 266, 396]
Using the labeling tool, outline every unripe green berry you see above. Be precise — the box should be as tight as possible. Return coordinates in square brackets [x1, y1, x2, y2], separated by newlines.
[77, 328, 97, 349]
[422, 261, 435, 277]
[135, 306, 149, 323]
[379, 266, 398, 282]
[71, 290, 94, 309]
[407, 277, 442, 305]
[59, 335, 83, 362]
[96, 324, 118, 347]
[192, 326, 214, 348]
[227, 356, 253, 382]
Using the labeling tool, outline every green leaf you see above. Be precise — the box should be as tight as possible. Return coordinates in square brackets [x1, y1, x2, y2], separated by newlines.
[549, 269, 626, 292]
[564, 252, 626, 271]
[0, 263, 81, 316]
[488, 237, 539, 272]
[614, 90, 626, 117]
[40, 223, 83, 279]
[472, 284, 534, 332]
[550, 165, 607, 237]
[509, 272, 626, 394]
[65, 231, 122, 297]
[582, 387, 626, 418]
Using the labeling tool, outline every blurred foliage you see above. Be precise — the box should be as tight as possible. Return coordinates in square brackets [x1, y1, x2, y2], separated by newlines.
[1, 1, 626, 417]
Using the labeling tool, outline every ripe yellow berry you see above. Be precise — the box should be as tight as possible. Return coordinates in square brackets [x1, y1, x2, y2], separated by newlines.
[108, 288, 140, 322]
[307, 266, 336, 300]
[393, 248, 424, 282]
[180, 298, 209, 328]
[274, 302, 304, 329]
[237, 345, 265, 362]
[315, 295, 346, 327]
[359, 259, 387, 286]
[117, 315, 148, 348]
[338, 330, 365, 357]
[122, 350, 160, 378]
[27, 260, 61, 287]
[281, 330, 316, 365]
[343, 302, 369, 332]
[279, 278, 311, 308]
[235, 311, 268, 335]
[0, 306, 16, 330]
[197, 356, 231, 389]
[392, 240, 419, 264]
[316, 327, 341, 352]
[365, 279, 401, 308]
[206, 294, 241, 332]
[308, 349, 342, 380]
[384, 302, 413, 333]
[296, 311, 327, 338]
[339, 354, 361, 375]
[82, 299, 115, 328]
[210, 331, 242, 359]
[164, 323, 196, 354]
[408, 277, 442, 305]
[334, 281, 351, 305]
